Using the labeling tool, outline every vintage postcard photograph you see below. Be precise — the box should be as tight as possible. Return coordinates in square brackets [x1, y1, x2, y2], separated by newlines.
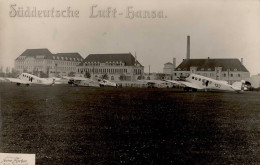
[0, 0, 259, 164]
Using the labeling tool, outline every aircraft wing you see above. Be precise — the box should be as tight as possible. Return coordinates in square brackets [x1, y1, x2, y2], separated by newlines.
[63, 76, 90, 81]
[219, 80, 228, 84]
[164, 80, 181, 85]
[178, 81, 204, 89]
[6, 78, 28, 84]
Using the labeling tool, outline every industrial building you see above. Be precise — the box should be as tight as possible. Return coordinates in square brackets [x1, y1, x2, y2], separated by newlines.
[77, 53, 144, 81]
[15, 49, 84, 77]
[165, 36, 250, 84]
[173, 58, 250, 84]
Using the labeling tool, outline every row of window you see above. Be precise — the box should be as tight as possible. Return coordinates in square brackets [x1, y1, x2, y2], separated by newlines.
[84, 63, 125, 66]
[78, 68, 128, 74]
[16, 65, 75, 72]
[18, 56, 83, 62]
[53, 56, 82, 62]
[191, 76, 213, 84]
[16, 60, 80, 66]
[16, 60, 45, 64]
[134, 69, 142, 75]
[54, 61, 80, 66]
[174, 72, 241, 77]
[178, 68, 240, 71]
[16, 66, 43, 69]
[54, 67, 75, 71]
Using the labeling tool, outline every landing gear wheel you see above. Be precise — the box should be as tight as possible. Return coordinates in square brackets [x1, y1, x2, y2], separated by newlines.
[184, 87, 190, 92]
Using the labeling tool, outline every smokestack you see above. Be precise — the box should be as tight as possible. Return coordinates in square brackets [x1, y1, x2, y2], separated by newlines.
[173, 58, 176, 69]
[241, 58, 243, 65]
[134, 52, 137, 64]
[186, 36, 190, 59]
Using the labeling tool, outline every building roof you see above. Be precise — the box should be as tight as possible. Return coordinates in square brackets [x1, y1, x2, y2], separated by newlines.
[17, 49, 83, 61]
[164, 62, 173, 65]
[79, 53, 143, 66]
[53, 53, 83, 60]
[175, 58, 249, 72]
[19, 48, 52, 58]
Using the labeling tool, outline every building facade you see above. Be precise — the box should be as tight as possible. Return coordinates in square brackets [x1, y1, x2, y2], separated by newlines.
[77, 53, 144, 81]
[163, 58, 176, 80]
[163, 62, 174, 75]
[247, 74, 260, 88]
[173, 58, 250, 84]
[15, 49, 84, 77]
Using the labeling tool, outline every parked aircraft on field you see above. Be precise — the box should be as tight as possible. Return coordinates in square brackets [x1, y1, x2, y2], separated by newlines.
[6, 73, 55, 86]
[139, 80, 173, 88]
[63, 76, 117, 87]
[98, 79, 118, 87]
[165, 73, 245, 93]
[63, 76, 100, 87]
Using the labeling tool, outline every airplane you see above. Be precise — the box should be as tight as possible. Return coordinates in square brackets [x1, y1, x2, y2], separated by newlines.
[165, 73, 245, 93]
[138, 80, 173, 88]
[98, 79, 118, 87]
[63, 76, 117, 87]
[6, 73, 55, 86]
[64, 76, 100, 87]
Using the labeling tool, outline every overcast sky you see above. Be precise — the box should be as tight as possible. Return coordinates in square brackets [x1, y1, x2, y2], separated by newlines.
[0, 0, 259, 74]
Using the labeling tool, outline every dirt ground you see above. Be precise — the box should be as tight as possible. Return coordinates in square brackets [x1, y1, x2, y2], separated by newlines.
[0, 83, 260, 164]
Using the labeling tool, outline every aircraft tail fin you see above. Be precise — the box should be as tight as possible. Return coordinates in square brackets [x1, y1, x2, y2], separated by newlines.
[231, 80, 245, 91]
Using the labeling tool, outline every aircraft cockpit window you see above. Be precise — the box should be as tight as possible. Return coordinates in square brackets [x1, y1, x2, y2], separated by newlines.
[199, 78, 201, 81]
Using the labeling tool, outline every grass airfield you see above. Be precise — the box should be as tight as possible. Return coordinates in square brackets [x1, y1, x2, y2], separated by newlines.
[0, 83, 260, 164]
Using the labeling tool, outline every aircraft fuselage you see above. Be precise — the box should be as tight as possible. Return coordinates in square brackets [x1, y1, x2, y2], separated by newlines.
[19, 73, 54, 85]
[186, 74, 243, 92]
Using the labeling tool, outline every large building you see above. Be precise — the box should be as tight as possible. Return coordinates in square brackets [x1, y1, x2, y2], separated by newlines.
[173, 58, 250, 84]
[15, 49, 84, 77]
[77, 53, 144, 81]
[165, 36, 250, 84]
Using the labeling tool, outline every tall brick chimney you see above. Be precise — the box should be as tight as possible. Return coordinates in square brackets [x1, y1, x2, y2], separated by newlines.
[173, 58, 176, 69]
[186, 35, 190, 59]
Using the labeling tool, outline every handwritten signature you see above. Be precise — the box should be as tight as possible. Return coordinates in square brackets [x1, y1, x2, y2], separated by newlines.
[0, 156, 28, 165]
